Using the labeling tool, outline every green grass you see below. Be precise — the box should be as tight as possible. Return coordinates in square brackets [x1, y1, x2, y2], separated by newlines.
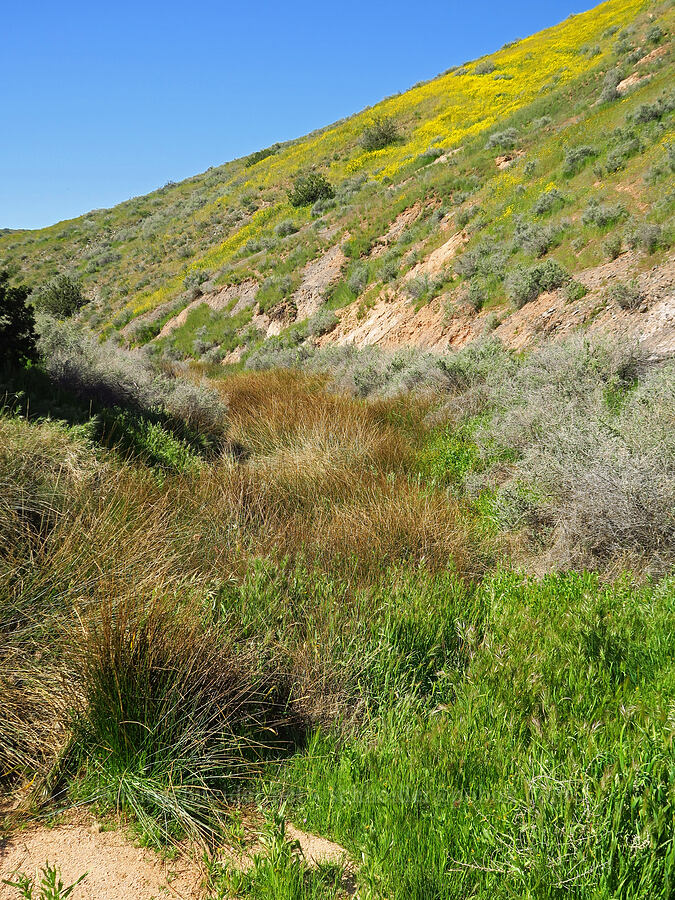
[1, 350, 674, 897]
[3, 862, 87, 899]
[269, 571, 675, 899]
[167, 302, 254, 359]
[208, 805, 346, 899]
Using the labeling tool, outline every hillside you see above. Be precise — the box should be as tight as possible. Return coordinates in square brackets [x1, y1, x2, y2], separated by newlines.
[1, 2, 675, 899]
[1, 0, 673, 365]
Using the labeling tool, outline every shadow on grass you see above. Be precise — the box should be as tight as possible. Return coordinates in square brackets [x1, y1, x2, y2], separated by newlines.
[1, 363, 226, 471]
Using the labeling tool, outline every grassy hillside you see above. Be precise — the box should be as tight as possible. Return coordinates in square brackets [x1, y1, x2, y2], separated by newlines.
[1, 1, 675, 899]
[1, 0, 672, 365]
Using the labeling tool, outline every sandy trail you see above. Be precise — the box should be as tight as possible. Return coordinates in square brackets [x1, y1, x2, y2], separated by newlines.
[0, 811, 352, 900]
[0, 817, 203, 900]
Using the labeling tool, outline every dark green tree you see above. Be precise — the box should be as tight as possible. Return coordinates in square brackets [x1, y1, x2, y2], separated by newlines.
[287, 172, 334, 208]
[32, 272, 86, 318]
[0, 269, 38, 367]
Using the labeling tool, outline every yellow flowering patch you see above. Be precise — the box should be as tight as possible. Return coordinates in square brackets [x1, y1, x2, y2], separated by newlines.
[252, 0, 645, 186]
[131, 205, 286, 315]
[129, 0, 647, 318]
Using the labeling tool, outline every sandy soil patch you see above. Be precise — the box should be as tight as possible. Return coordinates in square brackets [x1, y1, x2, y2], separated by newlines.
[0, 818, 204, 900]
[293, 244, 346, 321]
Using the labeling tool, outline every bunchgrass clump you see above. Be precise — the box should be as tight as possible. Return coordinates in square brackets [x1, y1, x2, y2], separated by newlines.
[68, 595, 293, 844]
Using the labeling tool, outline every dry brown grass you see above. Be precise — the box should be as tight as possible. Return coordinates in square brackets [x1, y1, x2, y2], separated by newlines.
[11, 374, 470, 581]
[313, 478, 474, 575]
[188, 369, 472, 577]
[1, 372, 475, 624]
[0, 370, 476, 804]
[221, 369, 413, 468]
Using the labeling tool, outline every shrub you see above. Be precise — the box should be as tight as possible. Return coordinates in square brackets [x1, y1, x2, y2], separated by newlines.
[347, 264, 369, 296]
[310, 196, 336, 217]
[582, 199, 625, 228]
[274, 219, 299, 238]
[599, 68, 622, 103]
[336, 174, 368, 202]
[511, 216, 557, 257]
[306, 307, 338, 337]
[86, 249, 122, 271]
[630, 92, 675, 123]
[240, 194, 258, 213]
[379, 251, 400, 283]
[287, 172, 334, 208]
[614, 35, 634, 56]
[242, 236, 275, 256]
[601, 129, 643, 174]
[0, 270, 38, 368]
[506, 259, 569, 308]
[603, 233, 623, 260]
[245, 143, 281, 167]
[485, 128, 518, 151]
[563, 145, 596, 176]
[579, 44, 601, 58]
[415, 147, 444, 166]
[406, 274, 433, 302]
[533, 188, 564, 217]
[36, 318, 228, 438]
[256, 275, 294, 312]
[360, 116, 400, 152]
[31, 273, 86, 318]
[483, 311, 500, 332]
[454, 240, 508, 281]
[183, 270, 210, 291]
[626, 222, 662, 253]
[646, 24, 665, 44]
[162, 379, 228, 435]
[564, 279, 588, 302]
[467, 281, 486, 312]
[475, 60, 496, 75]
[456, 205, 479, 228]
[470, 338, 675, 571]
[127, 320, 161, 346]
[611, 280, 643, 310]
[531, 116, 552, 131]
[244, 332, 313, 371]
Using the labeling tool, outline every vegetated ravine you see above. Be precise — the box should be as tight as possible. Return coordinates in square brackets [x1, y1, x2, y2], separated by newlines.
[1, 0, 674, 898]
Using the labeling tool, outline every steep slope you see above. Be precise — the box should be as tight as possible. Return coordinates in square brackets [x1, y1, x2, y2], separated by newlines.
[1, 0, 673, 363]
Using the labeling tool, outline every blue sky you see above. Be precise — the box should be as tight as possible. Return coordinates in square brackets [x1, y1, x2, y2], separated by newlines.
[2, 0, 596, 230]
